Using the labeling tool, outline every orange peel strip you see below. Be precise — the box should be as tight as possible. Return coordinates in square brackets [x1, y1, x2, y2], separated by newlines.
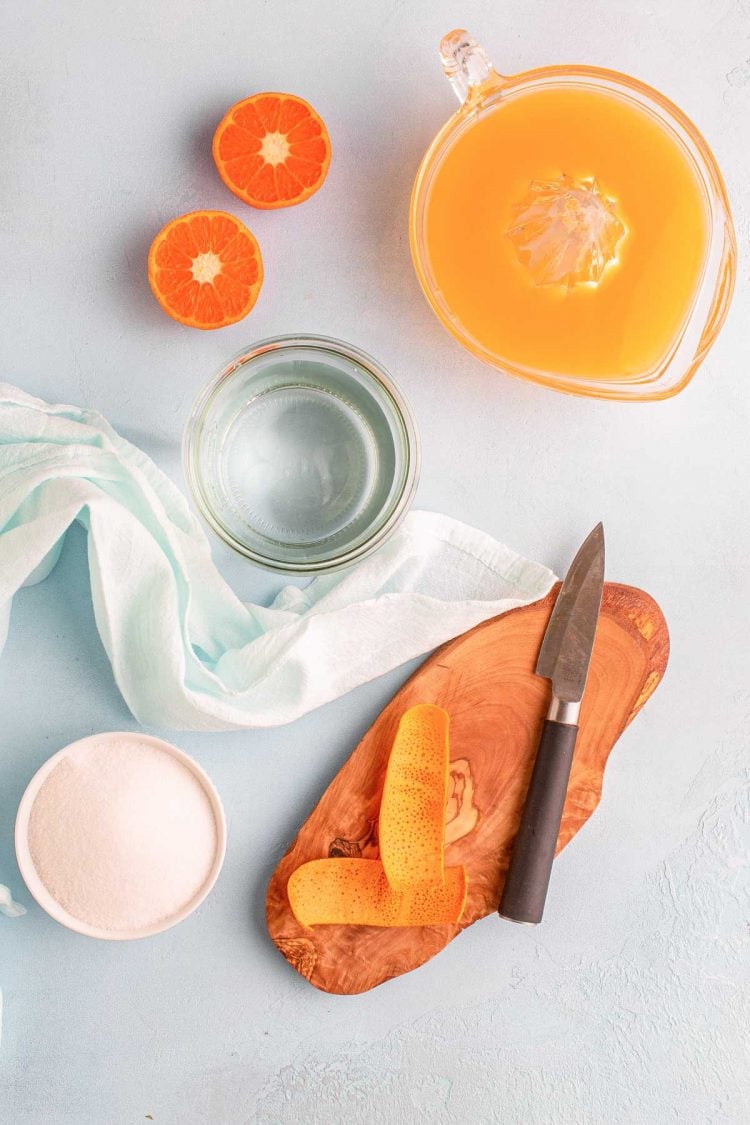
[378, 704, 450, 888]
[287, 859, 467, 929]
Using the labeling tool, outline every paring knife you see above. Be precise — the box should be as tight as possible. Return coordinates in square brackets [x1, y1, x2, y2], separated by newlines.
[499, 523, 605, 925]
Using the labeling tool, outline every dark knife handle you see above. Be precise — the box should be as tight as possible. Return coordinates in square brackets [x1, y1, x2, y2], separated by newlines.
[498, 719, 578, 925]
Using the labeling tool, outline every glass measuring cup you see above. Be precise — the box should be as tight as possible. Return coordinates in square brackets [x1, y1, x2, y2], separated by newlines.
[410, 30, 736, 400]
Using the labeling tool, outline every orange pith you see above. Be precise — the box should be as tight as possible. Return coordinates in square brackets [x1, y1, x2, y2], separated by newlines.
[147, 210, 263, 329]
[212, 92, 331, 209]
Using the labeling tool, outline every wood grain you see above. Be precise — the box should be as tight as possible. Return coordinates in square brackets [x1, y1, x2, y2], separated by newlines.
[266, 583, 669, 994]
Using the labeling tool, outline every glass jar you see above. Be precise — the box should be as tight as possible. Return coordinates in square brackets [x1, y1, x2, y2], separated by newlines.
[184, 335, 420, 573]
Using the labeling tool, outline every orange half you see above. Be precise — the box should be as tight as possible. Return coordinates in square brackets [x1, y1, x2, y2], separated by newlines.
[147, 210, 263, 330]
[213, 92, 331, 209]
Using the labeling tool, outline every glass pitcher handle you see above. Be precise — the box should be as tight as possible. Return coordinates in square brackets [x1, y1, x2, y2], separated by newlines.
[439, 29, 498, 104]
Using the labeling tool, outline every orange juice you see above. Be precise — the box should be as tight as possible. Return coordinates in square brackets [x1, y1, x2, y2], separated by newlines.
[422, 85, 710, 381]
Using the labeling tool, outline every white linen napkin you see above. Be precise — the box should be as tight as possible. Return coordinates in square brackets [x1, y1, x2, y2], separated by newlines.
[0, 383, 556, 731]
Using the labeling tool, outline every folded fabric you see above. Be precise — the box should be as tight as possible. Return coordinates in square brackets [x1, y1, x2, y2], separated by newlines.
[0, 885, 25, 919]
[0, 383, 556, 731]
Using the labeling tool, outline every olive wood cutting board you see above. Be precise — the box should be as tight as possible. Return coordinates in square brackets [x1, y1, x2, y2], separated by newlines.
[266, 582, 669, 994]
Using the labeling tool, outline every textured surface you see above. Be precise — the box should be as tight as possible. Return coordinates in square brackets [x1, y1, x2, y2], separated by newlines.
[0, 0, 749, 1121]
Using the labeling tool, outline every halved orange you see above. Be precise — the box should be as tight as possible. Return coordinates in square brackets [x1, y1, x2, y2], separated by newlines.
[147, 210, 263, 330]
[213, 92, 331, 209]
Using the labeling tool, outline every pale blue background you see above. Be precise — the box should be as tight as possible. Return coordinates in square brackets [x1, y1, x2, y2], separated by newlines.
[1, 1, 749, 1122]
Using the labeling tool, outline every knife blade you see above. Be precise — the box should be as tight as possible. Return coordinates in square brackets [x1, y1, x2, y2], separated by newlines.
[499, 523, 605, 925]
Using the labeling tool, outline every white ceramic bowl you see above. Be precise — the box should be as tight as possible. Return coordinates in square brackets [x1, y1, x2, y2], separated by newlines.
[15, 732, 227, 941]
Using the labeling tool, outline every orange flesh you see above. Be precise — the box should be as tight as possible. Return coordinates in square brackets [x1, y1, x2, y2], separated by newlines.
[287, 860, 467, 928]
[422, 85, 710, 380]
[147, 210, 263, 329]
[379, 704, 449, 888]
[213, 92, 331, 209]
[287, 705, 467, 928]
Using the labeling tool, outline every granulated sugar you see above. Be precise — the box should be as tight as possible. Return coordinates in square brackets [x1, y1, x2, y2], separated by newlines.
[26, 734, 220, 934]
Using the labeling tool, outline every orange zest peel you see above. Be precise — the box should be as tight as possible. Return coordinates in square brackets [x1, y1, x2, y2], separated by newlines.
[287, 705, 468, 928]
